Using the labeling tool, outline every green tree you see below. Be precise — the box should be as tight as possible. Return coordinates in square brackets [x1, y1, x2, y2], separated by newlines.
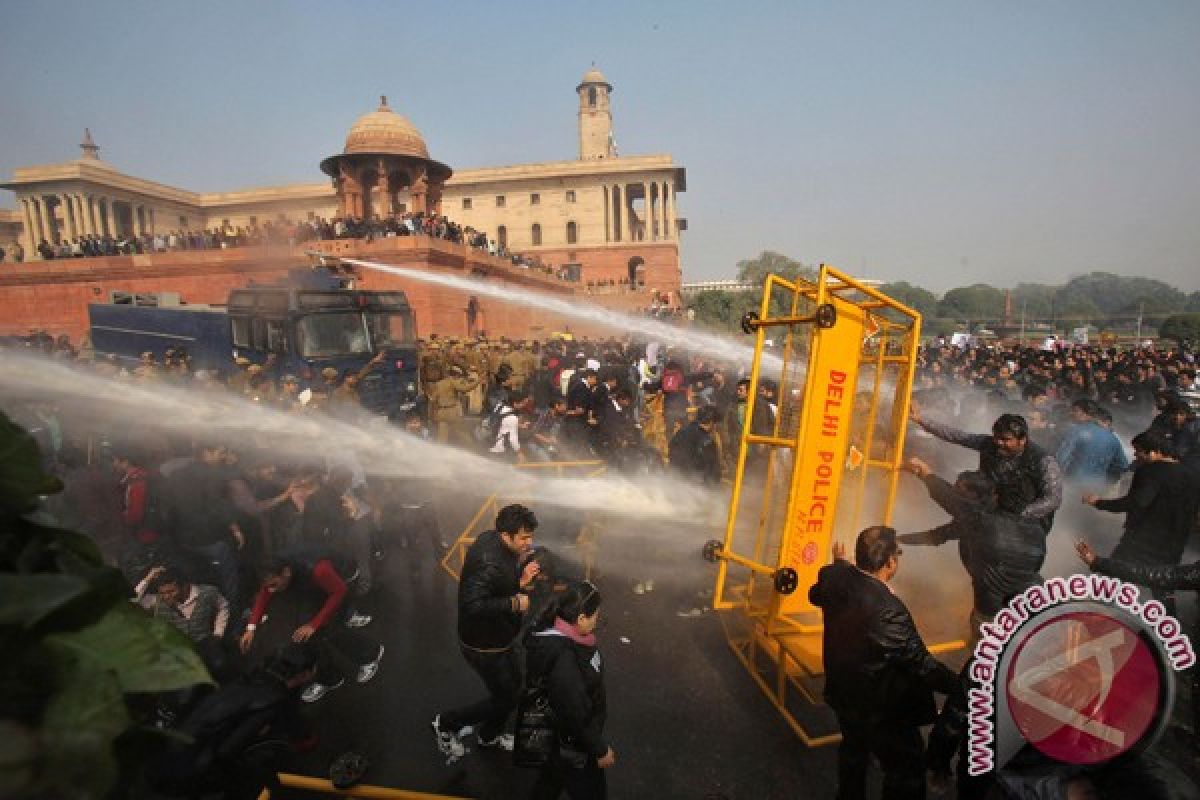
[1057, 272, 1186, 318]
[1011, 283, 1056, 319]
[1159, 313, 1200, 345]
[689, 289, 760, 332]
[936, 284, 1005, 322]
[735, 251, 816, 287]
[878, 281, 939, 318]
[0, 412, 211, 800]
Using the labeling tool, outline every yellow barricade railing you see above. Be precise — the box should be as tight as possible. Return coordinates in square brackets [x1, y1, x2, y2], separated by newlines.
[258, 772, 468, 799]
[439, 460, 607, 581]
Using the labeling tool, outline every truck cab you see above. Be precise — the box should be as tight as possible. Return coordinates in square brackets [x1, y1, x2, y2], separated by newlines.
[88, 267, 421, 418]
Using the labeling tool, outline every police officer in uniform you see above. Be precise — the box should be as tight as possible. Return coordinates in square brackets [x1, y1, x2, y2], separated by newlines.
[430, 365, 482, 445]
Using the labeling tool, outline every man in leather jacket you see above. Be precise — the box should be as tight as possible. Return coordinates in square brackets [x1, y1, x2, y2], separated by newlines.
[433, 504, 541, 761]
[898, 458, 1046, 643]
[810, 525, 960, 800]
[911, 408, 1062, 534]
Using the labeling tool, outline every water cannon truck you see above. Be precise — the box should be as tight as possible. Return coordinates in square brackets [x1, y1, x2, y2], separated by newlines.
[87, 260, 421, 417]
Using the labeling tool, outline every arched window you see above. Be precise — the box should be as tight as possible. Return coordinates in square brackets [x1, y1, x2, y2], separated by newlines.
[497, 225, 507, 249]
[588, 87, 597, 107]
[531, 223, 542, 246]
[566, 221, 578, 244]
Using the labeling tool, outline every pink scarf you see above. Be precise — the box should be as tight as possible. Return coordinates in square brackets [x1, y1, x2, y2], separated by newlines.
[553, 617, 596, 647]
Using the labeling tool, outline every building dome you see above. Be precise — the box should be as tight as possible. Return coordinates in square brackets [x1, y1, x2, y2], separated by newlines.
[343, 96, 430, 160]
[577, 66, 612, 91]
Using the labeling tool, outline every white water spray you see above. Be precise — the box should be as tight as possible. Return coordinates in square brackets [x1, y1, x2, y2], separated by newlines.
[0, 352, 727, 527]
[339, 256, 784, 373]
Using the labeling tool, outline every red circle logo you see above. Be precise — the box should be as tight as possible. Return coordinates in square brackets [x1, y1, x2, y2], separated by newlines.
[1005, 610, 1161, 765]
[801, 541, 818, 565]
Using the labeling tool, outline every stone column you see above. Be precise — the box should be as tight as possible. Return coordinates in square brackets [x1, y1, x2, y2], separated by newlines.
[34, 196, 52, 244]
[612, 184, 622, 242]
[603, 186, 610, 243]
[626, 185, 636, 241]
[642, 182, 652, 241]
[664, 181, 673, 240]
[106, 198, 119, 237]
[21, 198, 38, 254]
[78, 195, 93, 236]
[87, 195, 99, 236]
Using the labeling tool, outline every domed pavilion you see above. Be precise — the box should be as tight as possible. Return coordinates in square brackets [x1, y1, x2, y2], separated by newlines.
[320, 96, 452, 220]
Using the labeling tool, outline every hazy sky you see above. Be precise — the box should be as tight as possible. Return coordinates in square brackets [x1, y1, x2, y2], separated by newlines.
[2, 1, 1198, 291]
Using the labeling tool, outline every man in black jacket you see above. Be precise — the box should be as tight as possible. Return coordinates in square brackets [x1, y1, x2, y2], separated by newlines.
[899, 458, 1046, 643]
[1083, 430, 1199, 583]
[810, 525, 960, 800]
[910, 408, 1062, 534]
[433, 504, 541, 763]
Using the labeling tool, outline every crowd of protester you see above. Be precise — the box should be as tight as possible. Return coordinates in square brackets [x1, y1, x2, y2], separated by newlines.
[6, 324, 1200, 797]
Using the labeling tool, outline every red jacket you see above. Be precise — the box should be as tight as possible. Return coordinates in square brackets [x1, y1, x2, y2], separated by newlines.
[120, 466, 158, 544]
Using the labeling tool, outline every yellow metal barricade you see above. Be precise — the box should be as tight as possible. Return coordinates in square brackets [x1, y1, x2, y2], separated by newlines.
[439, 460, 607, 581]
[708, 265, 963, 746]
[258, 773, 468, 799]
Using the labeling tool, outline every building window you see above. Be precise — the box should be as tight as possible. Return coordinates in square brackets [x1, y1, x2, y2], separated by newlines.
[222, 218, 230, 228]
[566, 190, 576, 203]
[566, 221, 578, 244]
[497, 225, 507, 249]
[588, 87, 597, 107]
[178, 216, 188, 228]
[307, 211, 316, 220]
[462, 197, 472, 210]
[249, 215, 258, 226]
[530, 193, 540, 205]
[496, 195, 506, 208]
[531, 224, 542, 246]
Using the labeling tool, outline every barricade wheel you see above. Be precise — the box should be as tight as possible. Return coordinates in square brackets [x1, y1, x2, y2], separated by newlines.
[773, 567, 799, 595]
[815, 303, 837, 329]
[702, 539, 723, 563]
[740, 311, 760, 334]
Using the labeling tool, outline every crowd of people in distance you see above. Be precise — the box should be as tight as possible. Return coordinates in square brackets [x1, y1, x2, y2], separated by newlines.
[4, 209, 587, 284]
[6, 323, 1200, 798]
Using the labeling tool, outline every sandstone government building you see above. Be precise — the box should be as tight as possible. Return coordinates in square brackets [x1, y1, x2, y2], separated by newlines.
[0, 67, 687, 340]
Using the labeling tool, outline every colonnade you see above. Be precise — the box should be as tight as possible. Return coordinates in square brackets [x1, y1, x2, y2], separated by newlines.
[603, 178, 675, 243]
[18, 192, 157, 256]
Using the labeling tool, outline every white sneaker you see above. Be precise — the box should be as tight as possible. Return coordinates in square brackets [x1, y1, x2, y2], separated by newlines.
[302, 678, 345, 703]
[356, 645, 385, 683]
[478, 732, 515, 751]
[346, 612, 372, 628]
[432, 714, 467, 764]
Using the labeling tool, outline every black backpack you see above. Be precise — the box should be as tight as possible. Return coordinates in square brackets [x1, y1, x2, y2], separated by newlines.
[513, 665, 557, 767]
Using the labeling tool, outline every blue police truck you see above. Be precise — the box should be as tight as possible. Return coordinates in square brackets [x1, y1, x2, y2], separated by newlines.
[87, 267, 421, 417]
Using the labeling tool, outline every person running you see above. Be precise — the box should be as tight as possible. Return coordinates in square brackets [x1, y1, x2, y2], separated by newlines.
[432, 504, 541, 763]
